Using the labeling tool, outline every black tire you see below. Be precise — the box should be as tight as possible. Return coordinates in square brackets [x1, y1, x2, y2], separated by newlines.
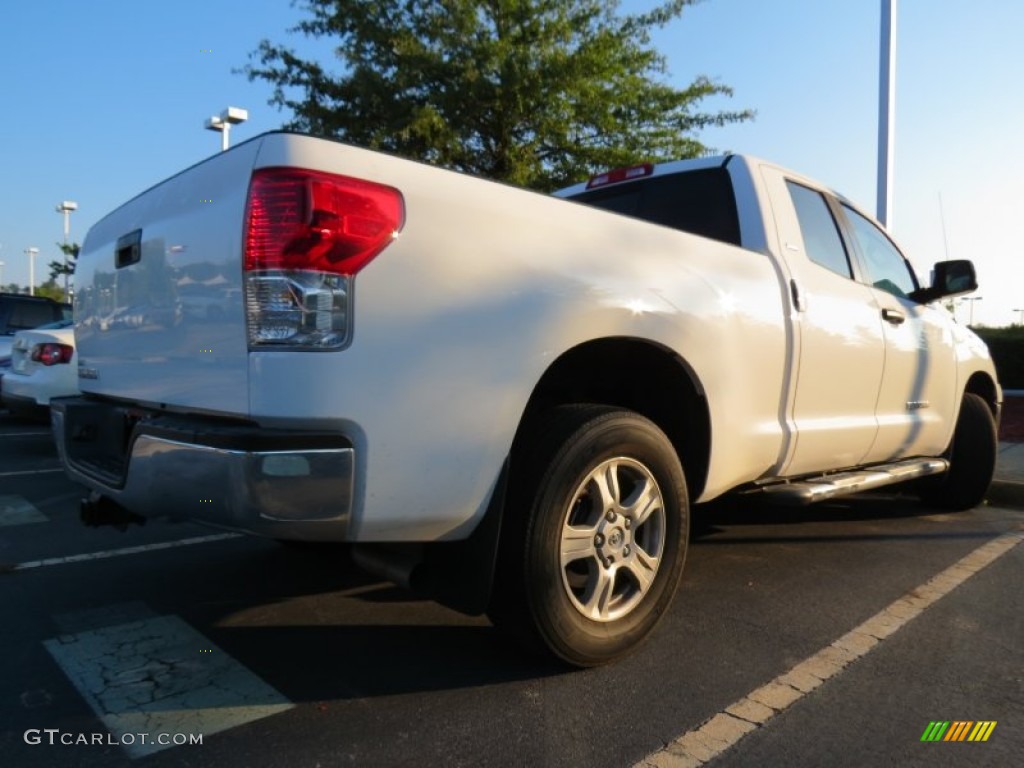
[489, 405, 689, 667]
[919, 393, 997, 510]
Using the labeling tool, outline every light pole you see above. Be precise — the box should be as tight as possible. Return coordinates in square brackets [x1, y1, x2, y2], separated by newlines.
[25, 247, 39, 295]
[877, 0, 897, 227]
[0, 260, 5, 288]
[960, 296, 982, 326]
[56, 200, 78, 301]
[204, 106, 248, 151]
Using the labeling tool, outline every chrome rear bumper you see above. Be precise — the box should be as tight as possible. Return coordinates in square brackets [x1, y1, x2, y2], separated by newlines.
[51, 399, 354, 541]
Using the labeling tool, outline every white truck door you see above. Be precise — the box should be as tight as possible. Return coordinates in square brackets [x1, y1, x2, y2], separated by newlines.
[760, 167, 886, 476]
[838, 204, 959, 461]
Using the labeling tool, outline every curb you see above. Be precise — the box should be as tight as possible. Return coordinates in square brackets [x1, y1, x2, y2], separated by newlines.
[986, 479, 1024, 510]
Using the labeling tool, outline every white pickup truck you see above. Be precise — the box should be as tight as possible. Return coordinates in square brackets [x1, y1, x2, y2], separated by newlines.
[53, 131, 1000, 666]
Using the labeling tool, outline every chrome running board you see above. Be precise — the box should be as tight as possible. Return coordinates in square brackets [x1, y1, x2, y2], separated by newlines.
[759, 458, 949, 505]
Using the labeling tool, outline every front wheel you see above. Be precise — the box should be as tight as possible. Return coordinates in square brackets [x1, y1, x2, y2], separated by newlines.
[490, 406, 689, 667]
[919, 393, 997, 510]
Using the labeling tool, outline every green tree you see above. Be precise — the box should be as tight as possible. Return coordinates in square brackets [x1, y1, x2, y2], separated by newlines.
[35, 279, 65, 302]
[49, 241, 80, 281]
[243, 0, 753, 191]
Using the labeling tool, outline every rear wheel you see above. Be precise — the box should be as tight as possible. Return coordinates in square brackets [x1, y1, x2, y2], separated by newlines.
[490, 405, 689, 667]
[919, 393, 997, 510]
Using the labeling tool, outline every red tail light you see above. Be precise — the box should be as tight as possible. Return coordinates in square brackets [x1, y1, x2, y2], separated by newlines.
[243, 168, 404, 349]
[31, 343, 74, 365]
[244, 168, 404, 275]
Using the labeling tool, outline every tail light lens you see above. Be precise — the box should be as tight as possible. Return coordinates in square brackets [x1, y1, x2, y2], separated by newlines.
[243, 167, 404, 348]
[31, 343, 74, 366]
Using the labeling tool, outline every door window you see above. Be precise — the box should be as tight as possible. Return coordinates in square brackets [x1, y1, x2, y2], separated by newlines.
[842, 205, 918, 298]
[786, 182, 853, 279]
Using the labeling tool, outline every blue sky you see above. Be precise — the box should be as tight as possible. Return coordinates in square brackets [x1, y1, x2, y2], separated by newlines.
[1, 0, 1021, 326]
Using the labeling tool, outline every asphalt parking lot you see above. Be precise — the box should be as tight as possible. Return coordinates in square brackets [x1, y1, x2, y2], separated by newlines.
[0, 411, 1021, 767]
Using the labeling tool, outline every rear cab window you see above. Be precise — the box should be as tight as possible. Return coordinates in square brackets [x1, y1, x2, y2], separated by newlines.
[568, 168, 742, 246]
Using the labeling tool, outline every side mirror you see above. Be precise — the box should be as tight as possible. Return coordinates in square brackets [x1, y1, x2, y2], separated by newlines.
[911, 259, 977, 304]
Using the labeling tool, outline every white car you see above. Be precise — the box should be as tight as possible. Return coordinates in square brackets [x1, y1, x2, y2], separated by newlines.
[1, 321, 78, 414]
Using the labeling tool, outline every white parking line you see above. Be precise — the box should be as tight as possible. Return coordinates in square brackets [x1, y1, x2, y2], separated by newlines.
[0, 468, 63, 477]
[1, 431, 53, 437]
[45, 611, 294, 758]
[636, 531, 1024, 767]
[13, 533, 244, 571]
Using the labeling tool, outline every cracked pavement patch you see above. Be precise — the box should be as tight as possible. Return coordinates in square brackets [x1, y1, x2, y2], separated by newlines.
[0, 496, 48, 527]
[43, 612, 293, 758]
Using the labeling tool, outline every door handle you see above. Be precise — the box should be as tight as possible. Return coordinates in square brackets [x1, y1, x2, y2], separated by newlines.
[882, 308, 906, 325]
[790, 279, 804, 311]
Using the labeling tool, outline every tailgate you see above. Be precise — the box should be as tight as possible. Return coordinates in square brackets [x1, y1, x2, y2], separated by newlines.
[73, 138, 264, 414]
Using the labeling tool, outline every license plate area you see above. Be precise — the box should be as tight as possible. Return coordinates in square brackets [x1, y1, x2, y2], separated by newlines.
[61, 401, 139, 487]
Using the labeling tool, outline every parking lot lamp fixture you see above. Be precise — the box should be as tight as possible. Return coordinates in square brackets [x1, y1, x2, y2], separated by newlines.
[204, 106, 248, 151]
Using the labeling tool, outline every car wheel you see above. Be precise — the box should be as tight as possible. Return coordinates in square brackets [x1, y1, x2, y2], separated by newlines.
[919, 393, 997, 511]
[490, 405, 689, 667]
